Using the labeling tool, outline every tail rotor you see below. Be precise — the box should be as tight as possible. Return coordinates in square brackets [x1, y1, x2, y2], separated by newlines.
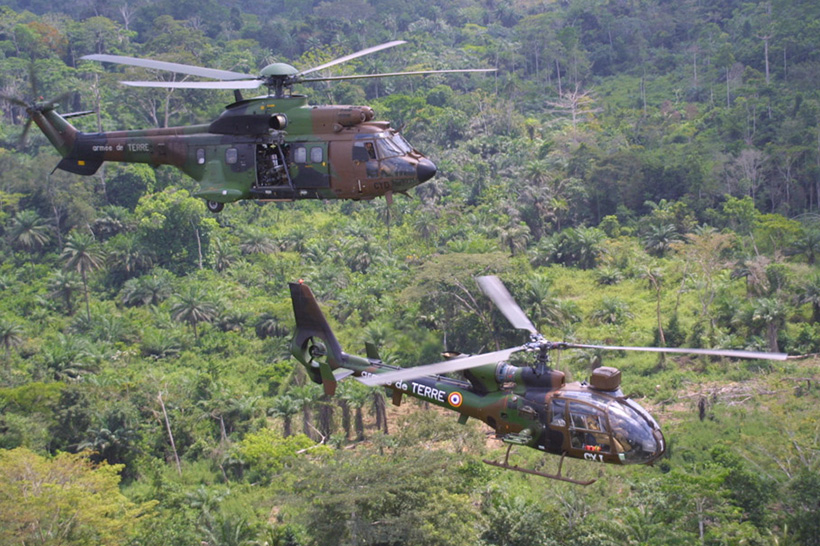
[0, 63, 74, 148]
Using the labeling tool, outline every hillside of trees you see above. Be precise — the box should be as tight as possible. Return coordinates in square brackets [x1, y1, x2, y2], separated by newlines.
[1, 0, 820, 544]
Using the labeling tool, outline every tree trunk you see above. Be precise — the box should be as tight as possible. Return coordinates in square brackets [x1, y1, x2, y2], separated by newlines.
[158, 392, 182, 475]
[355, 408, 365, 442]
[318, 394, 334, 440]
[372, 391, 388, 434]
[767, 322, 779, 353]
[339, 399, 351, 439]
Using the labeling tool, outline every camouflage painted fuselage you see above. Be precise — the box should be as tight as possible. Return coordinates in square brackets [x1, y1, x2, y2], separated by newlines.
[289, 282, 666, 469]
[33, 95, 436, 206]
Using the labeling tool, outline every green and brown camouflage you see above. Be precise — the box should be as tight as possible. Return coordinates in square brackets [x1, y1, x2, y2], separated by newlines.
[31, 94, 436, 212]
[289, 281, 666, 484]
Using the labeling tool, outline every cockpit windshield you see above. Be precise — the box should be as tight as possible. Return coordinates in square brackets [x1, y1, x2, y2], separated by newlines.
[555, 390, 664, 465]
[376, 136, 411, 159]
[608, 402, 661, 464]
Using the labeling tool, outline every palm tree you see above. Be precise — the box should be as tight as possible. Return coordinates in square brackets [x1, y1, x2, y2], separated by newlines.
[411, 206, 440, 242]
[0, 319, 24, 360]
[121, 273, 174, 307]
[590, 297, 634, 326]
[289, 383, 322, 441]
[341, 382, 371, 442]
[48, 271, 83, 316]
[199, 514, 256, 546]
[787, 228, 820, 265]
[170, 286, 218, 342]
[752, 297, 789, 352]
[41, 334, 95, 380]
[78, 407, 137, 468]
[140, 329, 182, 360]
[217, 311, 248, 333]
[640, 266, 665, 347]
[731, 255, 770, 298]
[643, 223, 681, 257]
[8, 209, 52, 251]
[239, 230, 276, 255]
[269, 394, 300, 437]
[254, 312, 288, 339]
[61, 231, 104, 321]
[497, 221, 531, 256]
[90, 206, 132, 240]
[106, 233, 154, 281]
[211, 237, 237, 272]
[799, 274, 820, 323]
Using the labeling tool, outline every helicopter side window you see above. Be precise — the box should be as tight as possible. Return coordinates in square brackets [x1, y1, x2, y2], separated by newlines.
[353, 142, 368, 162]
[225, 148, 238, 165]
[196, 149, 205, 165]
[293, 146, 307, 164]
[310, 147, 323, 163]
[568, 402, 611, 453]
[353, 141, 377, 161]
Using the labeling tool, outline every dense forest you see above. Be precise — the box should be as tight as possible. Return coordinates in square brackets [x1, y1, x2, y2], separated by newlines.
[1, 0, 820, 544]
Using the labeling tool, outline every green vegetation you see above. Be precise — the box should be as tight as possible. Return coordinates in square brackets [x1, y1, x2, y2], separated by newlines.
[1, 0, 820, 544]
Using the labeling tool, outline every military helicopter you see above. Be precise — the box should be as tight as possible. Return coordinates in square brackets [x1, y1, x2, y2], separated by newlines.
[8, 41, 493, 212]
[289, 277, 787, 485]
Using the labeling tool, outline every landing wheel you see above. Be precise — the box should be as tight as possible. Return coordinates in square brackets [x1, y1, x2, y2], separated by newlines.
[206, 200, 224, 213]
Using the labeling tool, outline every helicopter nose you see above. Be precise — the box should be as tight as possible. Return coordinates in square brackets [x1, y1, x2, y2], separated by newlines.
[416, 158, 437, 183]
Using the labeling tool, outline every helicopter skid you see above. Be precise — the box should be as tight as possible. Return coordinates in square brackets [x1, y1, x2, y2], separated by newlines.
[483, 446, 596, 486]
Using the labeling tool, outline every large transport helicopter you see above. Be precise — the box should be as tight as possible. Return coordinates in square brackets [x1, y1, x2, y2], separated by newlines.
[289, 277, 788, 485]
[6, 41, 493, 213]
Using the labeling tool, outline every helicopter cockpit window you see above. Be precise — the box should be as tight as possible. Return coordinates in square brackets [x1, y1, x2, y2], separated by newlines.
[568, 402, 611, 453]
[608, 402, 660, 464]
[375, 137, 404, 159]
[393, 134, 414, 154]
[310, 147, 323, 163]
[225, 148, 238, 165]
[550, 399, 567, 427]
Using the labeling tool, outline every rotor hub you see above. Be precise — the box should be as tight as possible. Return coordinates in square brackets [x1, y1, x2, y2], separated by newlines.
[259, 63, 299, 78]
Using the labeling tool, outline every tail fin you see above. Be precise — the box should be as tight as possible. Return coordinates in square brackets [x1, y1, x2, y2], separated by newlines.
[31, 107, 104, 175]
[289, 281, 345, 396]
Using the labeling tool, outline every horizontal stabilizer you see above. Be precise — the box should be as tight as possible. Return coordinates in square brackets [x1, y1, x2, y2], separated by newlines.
[63, 110, 95, 119]
[333, 368, 355, 381]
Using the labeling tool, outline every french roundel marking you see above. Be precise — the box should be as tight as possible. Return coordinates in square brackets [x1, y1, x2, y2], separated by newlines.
[448, 391, 463, 408]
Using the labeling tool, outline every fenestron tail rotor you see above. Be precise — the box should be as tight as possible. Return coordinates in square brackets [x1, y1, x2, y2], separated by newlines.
[82, 41, 495, 98]
[359, 275, 788, 387]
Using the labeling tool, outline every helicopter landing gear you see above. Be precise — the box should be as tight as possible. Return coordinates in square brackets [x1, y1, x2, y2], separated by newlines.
[483, 444, 597, 486]
[206, 200, 224, 213]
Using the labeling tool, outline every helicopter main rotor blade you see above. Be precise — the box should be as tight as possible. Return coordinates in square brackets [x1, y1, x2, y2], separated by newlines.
[18, 118, 33, 146]
[0, 94, 28, 108]
[476, 275, 538, 334]
[564, 343, 788, 361]
[120, 80, 262, 89]
[82, 54, 254, 81]
[301, 68, 497, 83]
[297, 40, 407, 77]
[357, 346, 524, 386]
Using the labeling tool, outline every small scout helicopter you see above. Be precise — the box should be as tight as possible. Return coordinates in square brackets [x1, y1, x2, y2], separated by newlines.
[11, 41, 493, 212]
[290, 277, 787, 485]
